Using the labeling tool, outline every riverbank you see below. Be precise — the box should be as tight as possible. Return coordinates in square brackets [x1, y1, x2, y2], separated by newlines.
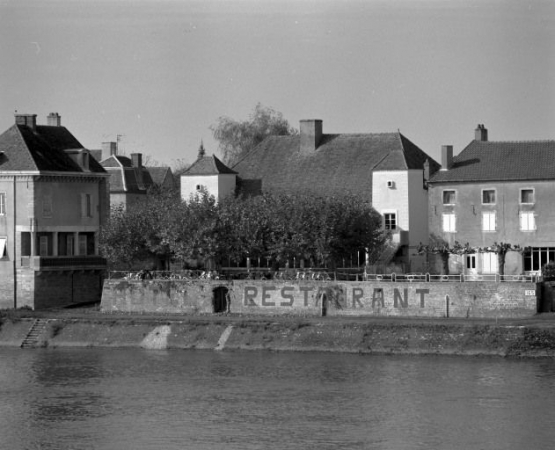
[2, 308, 555, 357]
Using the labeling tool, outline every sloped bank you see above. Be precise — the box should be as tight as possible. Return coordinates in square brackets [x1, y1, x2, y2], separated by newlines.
[2, 315, 555, 357]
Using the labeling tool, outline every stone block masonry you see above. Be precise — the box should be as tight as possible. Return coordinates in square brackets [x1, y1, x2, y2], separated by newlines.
[101, 279, 541, 319]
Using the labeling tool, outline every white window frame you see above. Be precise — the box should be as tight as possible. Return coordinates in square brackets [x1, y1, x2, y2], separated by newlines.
[0, 193, 5, 215]
[482, 252, 498, 274]
[481, 188, 496, 205]
[482, 211, 496, 232]
[520, 211, 536, 231]
[520, 188, 535, 205]
[442, 190, 456, 205]
[442, 213, 456, 232]
[384, 212, 397, 230]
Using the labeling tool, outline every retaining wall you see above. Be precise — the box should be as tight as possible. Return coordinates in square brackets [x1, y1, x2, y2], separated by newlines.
[101, 279, 541, 319]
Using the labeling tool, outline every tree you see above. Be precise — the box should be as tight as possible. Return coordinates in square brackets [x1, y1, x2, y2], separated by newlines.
[210, 103, 297, 166]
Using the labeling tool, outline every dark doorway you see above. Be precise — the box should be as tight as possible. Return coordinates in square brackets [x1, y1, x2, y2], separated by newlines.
[213, 286, 229, 313]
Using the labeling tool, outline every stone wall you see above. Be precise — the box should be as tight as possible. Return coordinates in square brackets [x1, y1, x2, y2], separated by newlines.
[101, 279, 541, 319]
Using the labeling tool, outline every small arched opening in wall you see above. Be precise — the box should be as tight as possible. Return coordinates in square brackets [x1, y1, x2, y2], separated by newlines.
[212, 286, 229, 313]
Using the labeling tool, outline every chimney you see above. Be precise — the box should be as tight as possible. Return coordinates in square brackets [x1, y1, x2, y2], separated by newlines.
[131, 153, 143, 168]
[300, 119, 323, 153]
[475, 124, 488, 141]
[441, 145, 453, 170]
[15, 113, 37, 131]
[47, 112, 61, 126]
[101, 142, 117, 159]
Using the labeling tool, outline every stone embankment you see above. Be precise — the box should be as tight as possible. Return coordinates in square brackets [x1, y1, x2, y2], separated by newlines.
[2, 312, 555, 357]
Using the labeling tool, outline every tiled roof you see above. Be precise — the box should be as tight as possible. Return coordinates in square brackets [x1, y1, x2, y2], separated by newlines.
[146, 166, 175, 187]
[183, 155, 237, 175]
[429, 140, 555, 183]
[101, 156, 160, 193]
[0, 124, 105, 173]
[232, 132, 439, 197]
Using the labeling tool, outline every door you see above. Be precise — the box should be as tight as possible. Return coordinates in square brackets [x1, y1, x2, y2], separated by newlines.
[465, 254, 477, 276]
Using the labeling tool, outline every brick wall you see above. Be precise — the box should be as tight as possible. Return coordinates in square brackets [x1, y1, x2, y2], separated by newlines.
[101, 279, 540, 319]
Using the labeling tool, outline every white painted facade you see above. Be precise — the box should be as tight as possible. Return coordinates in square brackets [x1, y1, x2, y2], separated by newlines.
[181, 173, 236, 203]
[372, 169, 429, 271]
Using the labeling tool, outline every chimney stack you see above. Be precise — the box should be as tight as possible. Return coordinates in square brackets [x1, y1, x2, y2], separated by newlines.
[441, 145, 453, 170]
[475, 124, 488, 141]
[131, 153, 143, 168]
[47, 112, 61, 126]
[15, 113, 37, 131]
[300, 119, 323, 153]
[101, 142, 117, 160]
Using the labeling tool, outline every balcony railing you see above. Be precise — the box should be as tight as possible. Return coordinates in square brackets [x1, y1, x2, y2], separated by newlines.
[21, 256, 107, 270]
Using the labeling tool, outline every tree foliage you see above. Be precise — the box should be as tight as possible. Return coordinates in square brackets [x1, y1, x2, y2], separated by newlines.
[210, 103, 297, 166]
[99, 190, 387, 270]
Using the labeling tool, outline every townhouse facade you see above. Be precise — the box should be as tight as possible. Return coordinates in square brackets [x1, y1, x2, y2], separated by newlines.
[427, 125, 555, 275]
[0, 113, 110, 309]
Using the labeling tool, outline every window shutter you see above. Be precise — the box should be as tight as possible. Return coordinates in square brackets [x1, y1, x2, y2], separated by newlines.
[80, 193, 86, 218]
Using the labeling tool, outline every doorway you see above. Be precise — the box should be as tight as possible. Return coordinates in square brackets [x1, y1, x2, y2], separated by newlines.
[213, 286, 229, 313]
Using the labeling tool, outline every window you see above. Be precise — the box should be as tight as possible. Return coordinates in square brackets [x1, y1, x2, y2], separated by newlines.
[21, 232, 31, 256]
[482, 252, 498, 274]
[58, 233, 75, 256]
[384, 213, 397, 230]
[524, 247, 555, 272]
[37, 233, 52, 256]
[520, 212, 536, 231]
[442, 213, 456, 232]
[482, 212, 496, 231]
[442, 190, 456, 205]
[520, 188, 534, 204]
[81, 193, 93, 218]
[42, 194, 52, 218]
[0, 237, 6, 258]
[0, 193, 5, 215]
[482, 189, 496, 204]
[78, 233, 95, 256]
[39, 236, 49, 256]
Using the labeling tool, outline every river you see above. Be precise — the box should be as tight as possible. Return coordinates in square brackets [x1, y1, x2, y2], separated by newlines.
[1, 348, 554, 450]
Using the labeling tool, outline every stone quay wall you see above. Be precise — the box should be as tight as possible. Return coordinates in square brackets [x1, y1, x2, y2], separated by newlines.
[101, 279, 541, 319]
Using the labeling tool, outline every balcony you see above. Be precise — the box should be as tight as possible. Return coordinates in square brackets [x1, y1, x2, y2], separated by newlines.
[21, 256, 107, 271]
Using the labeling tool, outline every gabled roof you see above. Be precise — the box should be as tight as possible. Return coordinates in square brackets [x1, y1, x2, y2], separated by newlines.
[429, 140, 555, 183]
[232, 132, 438, 197]
[0, 124, 105, 173]
[100, 155, 155, 193]
[147, 166, 175, 187]
[183, 155, 237, 176]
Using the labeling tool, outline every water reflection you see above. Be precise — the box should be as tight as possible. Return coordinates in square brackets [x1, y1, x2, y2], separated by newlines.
[0, 348, 554, 450]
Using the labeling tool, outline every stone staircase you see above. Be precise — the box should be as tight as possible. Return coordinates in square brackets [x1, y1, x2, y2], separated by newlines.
[21, 319, 49, 348]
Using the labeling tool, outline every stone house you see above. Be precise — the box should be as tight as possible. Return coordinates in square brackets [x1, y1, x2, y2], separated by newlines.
[427, 124, 555, 276]
[0, 113, 110, 309]
[183, 119, 440, 271]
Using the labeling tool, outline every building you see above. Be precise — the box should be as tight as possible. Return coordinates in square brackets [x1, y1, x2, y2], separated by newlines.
[231, 119, 440, 270]
[95, 143, 175, 209]
[181, 154, 237, 203]
[0, 112, 110, 309]
[427, 124, 555, 276]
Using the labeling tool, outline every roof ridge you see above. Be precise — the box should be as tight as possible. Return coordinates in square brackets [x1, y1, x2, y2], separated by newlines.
[482, 139, 555, 144]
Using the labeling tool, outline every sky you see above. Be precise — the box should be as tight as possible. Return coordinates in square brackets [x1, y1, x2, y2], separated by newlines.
[1, 0, 554, 168]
